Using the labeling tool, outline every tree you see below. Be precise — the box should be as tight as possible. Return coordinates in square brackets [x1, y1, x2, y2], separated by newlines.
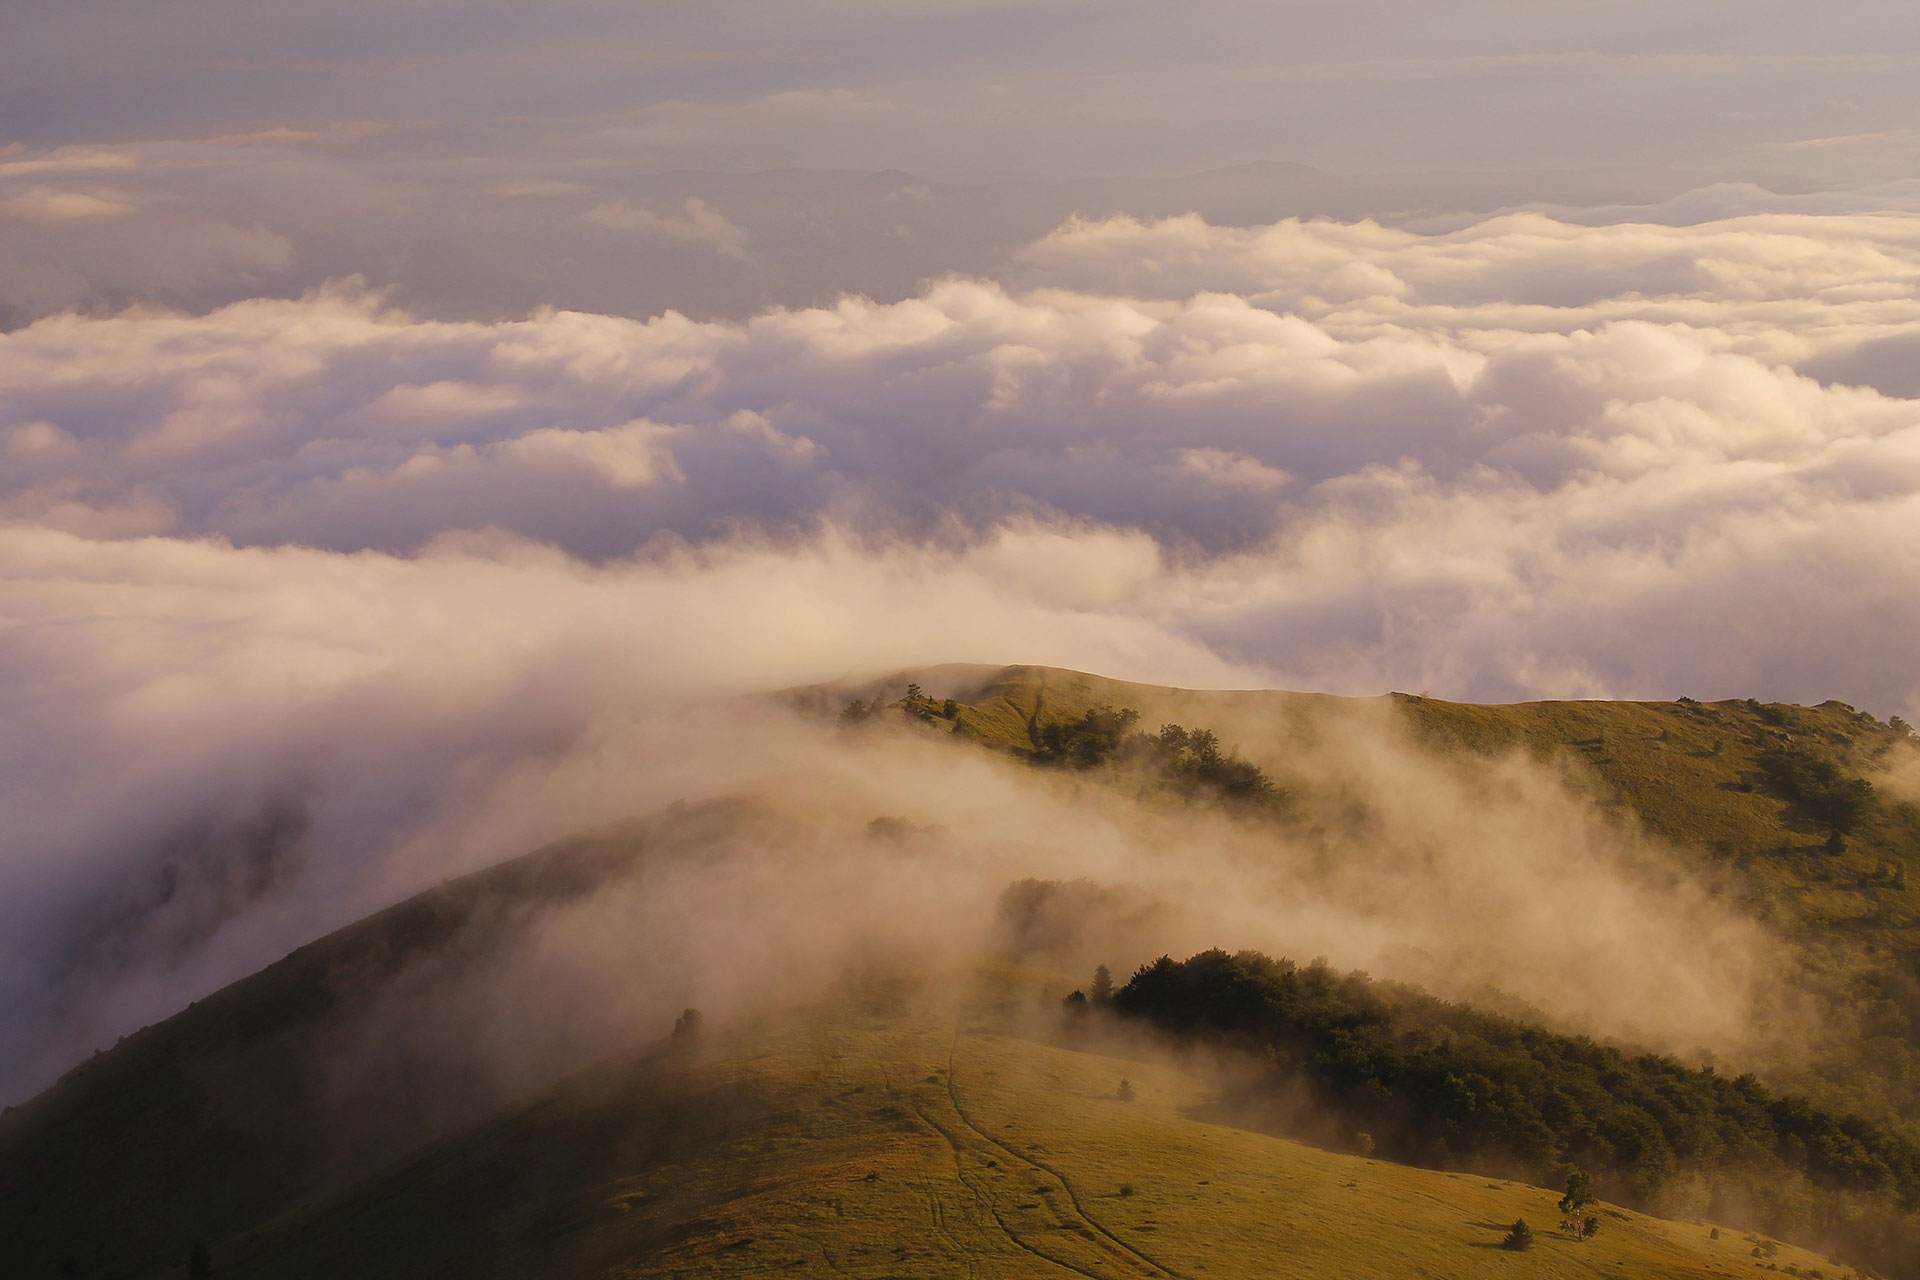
[941, 698, 958, 719]
[1062, 989, 1088, 1014]
[672, 1007, 703, 1039]
[1035, 706, 1140, 768]
[1141, 722, 1279, 803]
[1755, 744, 1874, 839]
[905, 682, 923, 702]
[1116, 1077, 1135, 1102]
[1502, 1219, 1534, 1251]
[1091, 964, 1113, 1005]
[1560, 1170, 1599, 1240]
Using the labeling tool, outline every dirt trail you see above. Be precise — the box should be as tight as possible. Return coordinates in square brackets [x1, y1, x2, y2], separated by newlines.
[873, 1038, 1132, 1279]
[942, 1035, 1190, 1280]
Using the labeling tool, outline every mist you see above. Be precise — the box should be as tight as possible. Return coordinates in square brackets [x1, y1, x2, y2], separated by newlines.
[1, 618, 1803, 1122]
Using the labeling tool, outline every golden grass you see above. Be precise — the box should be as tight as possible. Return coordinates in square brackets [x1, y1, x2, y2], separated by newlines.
[216, 985, 1856, 1280]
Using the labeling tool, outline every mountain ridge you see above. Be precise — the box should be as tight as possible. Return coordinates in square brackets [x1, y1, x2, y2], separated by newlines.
[7, 665, 1918, 1278]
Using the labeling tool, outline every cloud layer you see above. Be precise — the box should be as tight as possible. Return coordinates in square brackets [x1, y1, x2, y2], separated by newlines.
[5, 207, 1918, 706]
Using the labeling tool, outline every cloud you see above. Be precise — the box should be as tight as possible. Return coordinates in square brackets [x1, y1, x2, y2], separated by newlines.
[0, 208, 1916, 708]
[11, 115, 1920, 335]
[580, 196, 754, 261]
[0, 186, 139, 221]
[203, 121, 389, 150]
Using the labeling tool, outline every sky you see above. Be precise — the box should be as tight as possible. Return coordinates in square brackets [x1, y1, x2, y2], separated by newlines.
[3, 0, 1920, 1101]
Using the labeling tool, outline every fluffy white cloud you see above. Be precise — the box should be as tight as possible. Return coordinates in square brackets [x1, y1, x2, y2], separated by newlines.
[2, 211, 1916, 709]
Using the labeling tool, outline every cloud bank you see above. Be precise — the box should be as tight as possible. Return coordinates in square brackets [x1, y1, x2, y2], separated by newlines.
[5, 207, 1917, 704]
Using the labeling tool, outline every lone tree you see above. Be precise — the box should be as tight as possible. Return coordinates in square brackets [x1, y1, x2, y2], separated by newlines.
[672, 1007, 703, 1039]
[1116, 1077, 1135, 1102]
[1502, 1219, 1534, 1251]
[1090, 964, 1113, 1005]
[1559, 1170, 1600, 1240]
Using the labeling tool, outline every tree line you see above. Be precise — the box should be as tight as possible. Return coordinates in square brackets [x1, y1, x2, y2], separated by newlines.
[1104, 948, 1920, 1275]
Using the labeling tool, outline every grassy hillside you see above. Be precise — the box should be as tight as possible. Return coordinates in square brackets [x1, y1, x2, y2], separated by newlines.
[1393, 693, 1920, 932]
[9, 665, 1920, 1278]
[856, 666, 1920, 901]
[840, 668, 1920, 1111]
[198, 985, 1852, 1280]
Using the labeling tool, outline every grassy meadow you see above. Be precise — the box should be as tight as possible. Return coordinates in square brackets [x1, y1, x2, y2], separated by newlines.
[213, 983, 1846, 1280]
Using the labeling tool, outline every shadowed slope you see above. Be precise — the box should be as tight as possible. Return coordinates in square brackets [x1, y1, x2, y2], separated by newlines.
[0, 801, 769, 1280]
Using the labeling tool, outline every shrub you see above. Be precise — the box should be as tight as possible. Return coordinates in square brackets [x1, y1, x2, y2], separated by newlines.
[1756, 744, 1874, 836]
[1502, 1219, 1534, 1251]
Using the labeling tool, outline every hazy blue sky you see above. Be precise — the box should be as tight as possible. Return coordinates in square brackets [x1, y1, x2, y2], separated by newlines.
[6, 1, 1917, 178]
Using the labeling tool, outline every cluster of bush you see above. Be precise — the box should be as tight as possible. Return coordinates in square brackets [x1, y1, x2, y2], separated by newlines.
[1031, 706, 1282, 805]
[1109, 949, 1920, 1274]
[839, 692, 1280, 806]
[839, 682, 958, 727]
[1755, 743, 1877, 840]
[1032, 705, 1141, 767]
